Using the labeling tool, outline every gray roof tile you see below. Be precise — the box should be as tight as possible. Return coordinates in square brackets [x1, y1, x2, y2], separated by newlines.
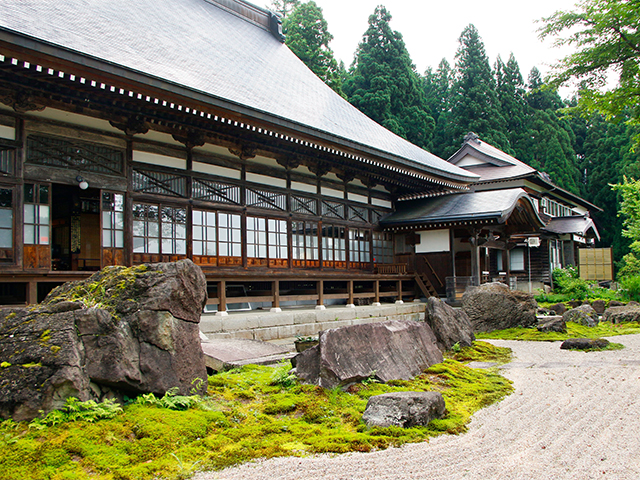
[381, 188, 539, 226]
[0, 0, 477, 182]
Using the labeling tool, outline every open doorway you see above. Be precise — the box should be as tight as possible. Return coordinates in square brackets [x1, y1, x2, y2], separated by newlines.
[51, 184, 101, 271]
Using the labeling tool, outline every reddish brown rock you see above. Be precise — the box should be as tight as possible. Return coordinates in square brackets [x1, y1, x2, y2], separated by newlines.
[0, 260, 208, 421]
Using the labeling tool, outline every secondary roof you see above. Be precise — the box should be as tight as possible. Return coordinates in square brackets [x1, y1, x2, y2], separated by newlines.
[0, 0, 477, 184]
[381, 188, 545, 230]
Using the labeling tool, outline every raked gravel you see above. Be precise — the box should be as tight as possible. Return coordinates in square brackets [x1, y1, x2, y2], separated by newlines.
[194, 334, 640, 480]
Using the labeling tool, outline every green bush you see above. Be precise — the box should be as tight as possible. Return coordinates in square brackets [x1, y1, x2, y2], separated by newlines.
[620, 275, 640, 302]
[551, 267, 589, 300]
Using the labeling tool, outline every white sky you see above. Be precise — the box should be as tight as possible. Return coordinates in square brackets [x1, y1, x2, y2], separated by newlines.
[310, 0, 579, 87]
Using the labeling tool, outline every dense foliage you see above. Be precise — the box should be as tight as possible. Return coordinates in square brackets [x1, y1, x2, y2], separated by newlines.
[273, 0, 639, 268]
[1, 343, 512, 479]
[343, 6, 434, 149]
[539, 0, 640, 143]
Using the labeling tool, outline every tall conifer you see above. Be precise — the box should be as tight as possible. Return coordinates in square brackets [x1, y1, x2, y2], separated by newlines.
[444, 24, 511, 158]
[343, 6, 434, 149]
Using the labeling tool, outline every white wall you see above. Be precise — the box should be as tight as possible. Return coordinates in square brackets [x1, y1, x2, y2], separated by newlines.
[416, 229, 450, 253]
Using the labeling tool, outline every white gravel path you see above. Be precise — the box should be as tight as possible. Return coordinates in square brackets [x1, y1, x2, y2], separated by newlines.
[194, 334, 640, 480]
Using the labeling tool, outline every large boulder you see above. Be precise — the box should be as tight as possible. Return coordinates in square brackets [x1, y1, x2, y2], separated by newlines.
[294, 320, 443, 389]
[603, 305, 640, 324]
[362, 391, 446, 428]
[563, 304, 599, 327]
[424, 297, 475, 351]
[461, 283, 537, 333]
[0, 260, 208, 421]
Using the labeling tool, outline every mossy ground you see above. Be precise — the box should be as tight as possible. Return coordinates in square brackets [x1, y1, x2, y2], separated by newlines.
[0, 341, 513, 480]
[477, 321, 640, 342]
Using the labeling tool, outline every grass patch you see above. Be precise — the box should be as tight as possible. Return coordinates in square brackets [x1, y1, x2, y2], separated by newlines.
[477, 321, 640, 342]
[0, 342, 513, 480]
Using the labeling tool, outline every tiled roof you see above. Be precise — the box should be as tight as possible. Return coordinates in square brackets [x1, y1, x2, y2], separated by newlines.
[0, 0, 477, 183]
[381, 188, 540, 226]
[544, 216, 600, 240]
[448, 137, 536, 182]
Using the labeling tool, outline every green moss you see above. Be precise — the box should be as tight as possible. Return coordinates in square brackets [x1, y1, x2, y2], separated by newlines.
[20, 363, 42, 368]
[6, 312, 16, 319]
[50, 345, 61, 354]
[0, 342, 514, 479]
[477, 321, 640, 341]
[1, 362, 11, 368]
[44, 264, 153, 319]
[39, 330, 51, 345]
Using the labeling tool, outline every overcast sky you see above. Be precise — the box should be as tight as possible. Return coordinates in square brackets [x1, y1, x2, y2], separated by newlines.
[307, 0, 579, 90]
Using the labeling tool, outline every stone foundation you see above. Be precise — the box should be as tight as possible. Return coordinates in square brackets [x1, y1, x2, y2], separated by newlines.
[200, 302, 426, 342]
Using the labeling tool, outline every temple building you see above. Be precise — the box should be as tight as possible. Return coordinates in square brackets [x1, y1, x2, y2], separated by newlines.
[0, 0, 478, 309]
[0, 1, 602, 310]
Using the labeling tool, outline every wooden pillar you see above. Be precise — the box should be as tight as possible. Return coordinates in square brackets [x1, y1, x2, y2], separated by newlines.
[346, 280, 354, 307]
[316, 280, 325, 309]
[470, 233, 480, 286]
[27, 281, 37, 305]
[216, 280, 227, 316]
[396, 279, 403, 304]
[271, 280, 281, 312]
[373, 280, 380, 305]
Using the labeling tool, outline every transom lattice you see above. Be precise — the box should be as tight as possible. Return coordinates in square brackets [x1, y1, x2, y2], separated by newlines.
[27, 135, 124, 175]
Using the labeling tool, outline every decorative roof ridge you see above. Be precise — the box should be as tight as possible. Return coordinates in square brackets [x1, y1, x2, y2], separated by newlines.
[203, 0, 284, 42]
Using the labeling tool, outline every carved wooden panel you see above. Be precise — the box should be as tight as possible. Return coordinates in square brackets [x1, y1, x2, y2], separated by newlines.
[322, 260, 347, 269]
[133, 253, 161, 264]
[102, 248, 124, 267]
[248, 257, 268, 267]
[269, 258, 288, 268]
[193, 255, 218, 266]
[23, 245, 50, 269]
[0, 248, 13, 263]
[218, 256, 242, 267]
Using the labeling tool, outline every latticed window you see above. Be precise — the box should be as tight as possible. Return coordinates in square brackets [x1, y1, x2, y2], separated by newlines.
[132, 203, 186, 255]
[348, 228, 371, 267]
[291, 195, 317, 216]
[24, 183, 49, 245]
[26, 135, 124, 175]
[132, 170, 187, 197]
[192, 178, 241, 205]
[246, 188, 286, 211]
[0, 147, 15, 175]
[161, 207, 187, 254]
[322, 224, 346, 268]
[192, 210, 217, 256]
[373, 231, 393, 264]
[348, 205, 369, 223]
[218, 212, 242, 258]
[321, 200, 346, 219]
[102, 192, 124, 249]
[292, 221, 319, 268]
[247, 216, 288, 267]
[0, 187, 13, 262]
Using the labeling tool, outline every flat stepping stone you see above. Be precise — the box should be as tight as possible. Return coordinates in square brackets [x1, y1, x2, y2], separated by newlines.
[201, 339, 291, 372]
